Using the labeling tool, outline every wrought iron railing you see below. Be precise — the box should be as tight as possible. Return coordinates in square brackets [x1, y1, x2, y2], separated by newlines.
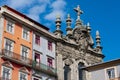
[0, 49, 57, 76]
[0, 77, 11, 80]
[32, 61, 57, 75]
[0, 49, 32, 66]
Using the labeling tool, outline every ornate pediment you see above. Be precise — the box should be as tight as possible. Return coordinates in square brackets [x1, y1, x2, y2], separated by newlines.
[73, 27, 87, 42]
[73, 27, 90, 52]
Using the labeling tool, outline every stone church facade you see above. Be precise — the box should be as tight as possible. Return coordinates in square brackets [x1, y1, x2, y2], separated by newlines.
[54, 5, 104, 80]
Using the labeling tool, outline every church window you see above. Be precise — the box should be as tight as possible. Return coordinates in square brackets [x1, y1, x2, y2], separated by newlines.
[64, 65, 71, 80]
[78, 62, 85, 80]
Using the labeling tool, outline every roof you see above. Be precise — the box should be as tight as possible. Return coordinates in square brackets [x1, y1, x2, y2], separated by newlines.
[84, 58, 120, 71]
[2, 5, 49, 31]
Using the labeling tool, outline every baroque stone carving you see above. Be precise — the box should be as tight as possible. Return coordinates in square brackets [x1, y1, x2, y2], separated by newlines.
[64, 58, 73, 66]
[73, 28, 90, 54]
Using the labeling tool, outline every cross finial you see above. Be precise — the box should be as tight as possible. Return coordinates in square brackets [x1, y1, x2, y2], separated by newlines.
[74, 5, 83, 26]
[74, 5, 83, 18]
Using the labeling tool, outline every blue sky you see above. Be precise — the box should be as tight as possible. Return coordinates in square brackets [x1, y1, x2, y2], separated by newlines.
[0, 0, 120, 61]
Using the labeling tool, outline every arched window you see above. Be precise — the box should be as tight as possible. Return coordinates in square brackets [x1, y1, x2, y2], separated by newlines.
[78, 62, 85, 80]
[64, 65, 71, 80]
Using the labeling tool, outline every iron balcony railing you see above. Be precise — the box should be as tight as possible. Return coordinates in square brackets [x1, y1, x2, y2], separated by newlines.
[32, 61, 57, 76]
[0, 49, 32, 67]
[0, 49, 57, 76]
[0, 77, 11, 80]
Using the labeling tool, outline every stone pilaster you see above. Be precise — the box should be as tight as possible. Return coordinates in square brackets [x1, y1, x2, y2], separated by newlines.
[57, 54, 64, 80]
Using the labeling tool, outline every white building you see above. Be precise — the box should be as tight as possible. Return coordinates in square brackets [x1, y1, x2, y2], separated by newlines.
[84, 59, 120, 80]
[32, 31, 56, 80]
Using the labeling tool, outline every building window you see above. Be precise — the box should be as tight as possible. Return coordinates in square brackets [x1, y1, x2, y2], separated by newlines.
[78, 63, 85, 80]
[64, 65, 71, 80]
[34, 52, 40, 64]
[6, 20, 14, 33]
[21, 46, 29, 60]
[47, 57, 53, 67]
[35, 35, 40, 45]
[5, 39, 14, 51]
[48, 41, 52, 51]
[22, 27, 29, 40]
[19, 72, 27, 80]
[4, 39, 14, 57]
[2, 66, 12, 80]
[107, 68, 115, 79]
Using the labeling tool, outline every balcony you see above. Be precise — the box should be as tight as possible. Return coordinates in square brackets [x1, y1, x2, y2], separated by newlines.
[32, 61, 57, 77]
[0, 77, 11, 80]
[0, 49, 57, 77]
[0, 49, 32, 67]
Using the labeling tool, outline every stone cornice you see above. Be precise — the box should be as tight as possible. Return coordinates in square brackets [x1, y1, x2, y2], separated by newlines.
[87, 47, 105, 58]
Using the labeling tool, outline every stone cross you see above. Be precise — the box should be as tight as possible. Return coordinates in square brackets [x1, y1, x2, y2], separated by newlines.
[74, 5, 83, 20]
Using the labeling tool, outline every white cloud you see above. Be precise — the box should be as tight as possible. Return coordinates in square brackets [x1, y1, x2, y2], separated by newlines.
[38, 0, 51, 4]
[27, 5, 46, 21]
[3, 0, 67, 27]
[6, 0, 34, 9]
[27, 14, 40, 22]
[51, 0, 66, 10]
[28, 5, 46, 14]
[26, 0, 51, 22]
[45, 0, 67, 21]
[45, 10, 66, 21]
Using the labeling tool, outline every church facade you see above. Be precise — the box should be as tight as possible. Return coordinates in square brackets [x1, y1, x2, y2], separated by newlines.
[54, 5, 104, 80]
